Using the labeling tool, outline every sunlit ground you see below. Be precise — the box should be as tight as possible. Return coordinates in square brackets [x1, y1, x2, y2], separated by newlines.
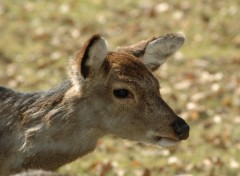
[0, 0, 239, 175]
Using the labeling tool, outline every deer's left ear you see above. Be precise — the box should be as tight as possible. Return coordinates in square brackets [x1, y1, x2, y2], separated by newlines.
[69, 34, 108, 89]
[116, 33, 185, 72]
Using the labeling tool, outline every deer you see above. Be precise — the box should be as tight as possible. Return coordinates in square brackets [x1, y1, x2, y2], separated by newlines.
[0, 33, 190, 175]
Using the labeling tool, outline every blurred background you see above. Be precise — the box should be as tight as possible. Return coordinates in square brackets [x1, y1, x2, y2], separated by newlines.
[0, 0, 239, 175]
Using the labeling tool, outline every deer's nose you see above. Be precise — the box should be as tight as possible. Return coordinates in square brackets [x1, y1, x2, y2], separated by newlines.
[172, 117, 190, 140]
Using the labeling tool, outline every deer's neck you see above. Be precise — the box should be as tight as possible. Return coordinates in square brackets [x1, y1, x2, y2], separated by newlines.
[1, 81, 105, 172]
[20, 81, 106, 170]
[20, 125, 103, 171]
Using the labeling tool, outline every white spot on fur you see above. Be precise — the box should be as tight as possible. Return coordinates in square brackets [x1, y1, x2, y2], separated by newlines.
[20, 124, 43, 152]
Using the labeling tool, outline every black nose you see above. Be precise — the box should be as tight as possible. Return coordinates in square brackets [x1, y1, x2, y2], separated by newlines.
[172, 118, 190, 140]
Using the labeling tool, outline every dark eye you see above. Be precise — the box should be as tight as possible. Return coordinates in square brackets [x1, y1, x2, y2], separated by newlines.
[113, 89, 130, 98]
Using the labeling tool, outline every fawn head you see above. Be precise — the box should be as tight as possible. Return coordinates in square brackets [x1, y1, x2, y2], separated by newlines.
[68, 34, 189, 148]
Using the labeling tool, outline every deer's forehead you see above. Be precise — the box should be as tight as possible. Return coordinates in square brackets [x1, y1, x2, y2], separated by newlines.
[106, 52, 159, 89]
[107, 52, 149, 75]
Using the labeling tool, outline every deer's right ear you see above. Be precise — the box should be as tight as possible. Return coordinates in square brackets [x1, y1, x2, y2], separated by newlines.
[69, 34, 108, 87]
[116, 33, 185, 72]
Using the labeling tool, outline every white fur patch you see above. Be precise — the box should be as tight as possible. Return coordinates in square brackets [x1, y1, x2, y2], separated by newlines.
[157, 138, 180, 148]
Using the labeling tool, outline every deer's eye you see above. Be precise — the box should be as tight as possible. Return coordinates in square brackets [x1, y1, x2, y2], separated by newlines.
[113, 89, 130, 98]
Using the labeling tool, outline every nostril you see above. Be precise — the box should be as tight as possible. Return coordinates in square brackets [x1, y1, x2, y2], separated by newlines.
[182, 123, 190, 132]
[172, 118, 190, 140]
[174, 125, 183, 136]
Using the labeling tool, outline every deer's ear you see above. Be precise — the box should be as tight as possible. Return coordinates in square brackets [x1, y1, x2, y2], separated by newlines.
[69, 34, 108, 87]
[142, 33, 185, 71]
[116, 33, 185, 72]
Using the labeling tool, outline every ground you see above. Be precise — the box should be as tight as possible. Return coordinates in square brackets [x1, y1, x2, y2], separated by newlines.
[0, 0, 239, 176]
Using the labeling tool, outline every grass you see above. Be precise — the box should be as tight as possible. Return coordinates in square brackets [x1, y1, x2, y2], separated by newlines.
[0, 0, 239, 175]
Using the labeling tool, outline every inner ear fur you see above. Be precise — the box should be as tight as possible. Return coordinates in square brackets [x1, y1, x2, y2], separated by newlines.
[69, 34, 108, 89]
[116, 33, 185, 71]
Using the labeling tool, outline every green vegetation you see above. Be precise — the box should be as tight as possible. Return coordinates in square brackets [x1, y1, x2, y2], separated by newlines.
[0, 0, 239, 175]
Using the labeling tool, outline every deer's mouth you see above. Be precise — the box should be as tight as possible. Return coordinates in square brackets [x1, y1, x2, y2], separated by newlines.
[152, 136, 180, 148]
[146, 131, 180, 148]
